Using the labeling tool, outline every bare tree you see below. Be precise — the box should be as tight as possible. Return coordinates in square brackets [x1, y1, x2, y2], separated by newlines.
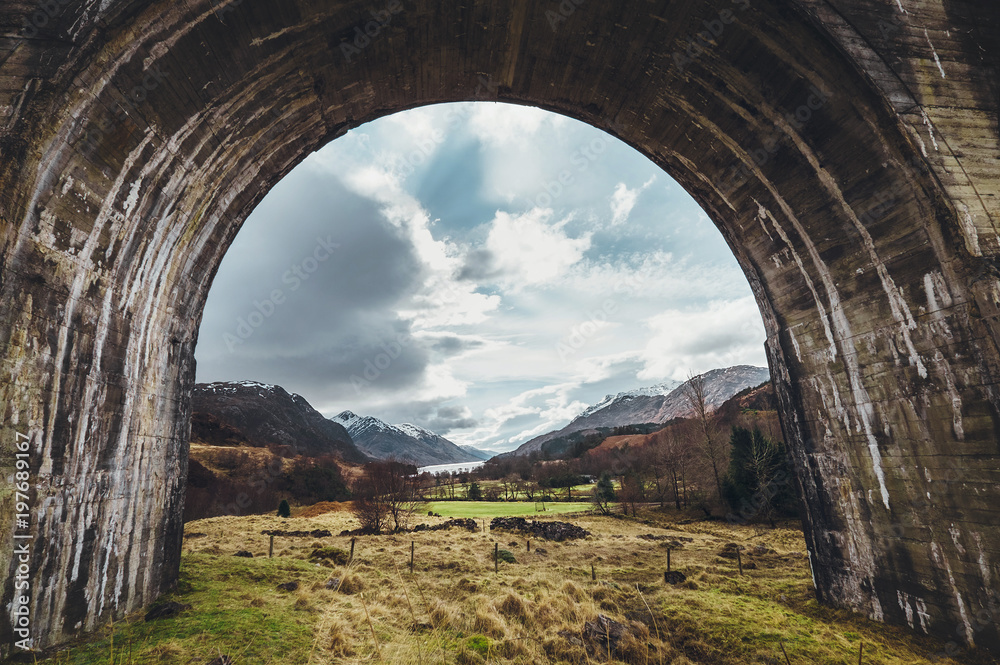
[683, 371, 726, 504]
[350, 460, 417, 533]
[618, 472, 644, 517]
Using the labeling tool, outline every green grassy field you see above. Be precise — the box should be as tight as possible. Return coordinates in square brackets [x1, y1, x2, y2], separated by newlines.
[421, 500, 595, 518]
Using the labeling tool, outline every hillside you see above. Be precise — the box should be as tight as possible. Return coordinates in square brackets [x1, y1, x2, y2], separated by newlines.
[508, 366, 770, 457]
[332, 411, 481, 466]
[459, 444, 495, 461]
[191, 381, 368, 463]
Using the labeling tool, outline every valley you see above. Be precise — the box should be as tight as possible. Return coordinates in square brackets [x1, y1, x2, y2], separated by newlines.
[82, 365, 973, 663]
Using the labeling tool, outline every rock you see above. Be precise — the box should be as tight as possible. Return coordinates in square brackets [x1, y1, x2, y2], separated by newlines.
[206, 656, 232, 665]
[276, 581, 299, 592]
[234, 550, 253, 558]
[325, 578, 341, 589]
[663, 571, 686, 585]
[489, 517, 590, 541]
[144, 601, 191, 621]
[718, 543, 744, 559]
[412, 518, 478, 533]
[751, 545, 775, 556]
[261, 529, 332, 538]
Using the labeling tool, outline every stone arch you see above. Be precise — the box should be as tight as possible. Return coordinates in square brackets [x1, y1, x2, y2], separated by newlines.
[1, 0, 998, 654]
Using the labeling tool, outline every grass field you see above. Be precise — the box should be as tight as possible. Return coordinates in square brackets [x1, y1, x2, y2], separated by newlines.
[422, 500, 594, 518]
[31, 506, 989, 665]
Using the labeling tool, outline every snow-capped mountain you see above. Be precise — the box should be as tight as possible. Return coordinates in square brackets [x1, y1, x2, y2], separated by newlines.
[578, 380, 684, 418]
[331, 411, 481, 466]
[507, 366, 771, 457]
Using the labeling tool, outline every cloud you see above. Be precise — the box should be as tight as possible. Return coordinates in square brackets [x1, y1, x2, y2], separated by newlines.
[466, 103, 561, 147]
[474, 208, 592, 289]
[426, 405, 479, 434]
[638, 297, 768, 382]
[610, 177, 656, 225]
[197, 102, 765, 453]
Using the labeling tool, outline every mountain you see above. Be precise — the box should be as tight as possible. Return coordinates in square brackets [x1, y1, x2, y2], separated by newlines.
[191, 381, 367, 463]
[459, 445, 494, 461]
[332, 411, 481, 466]
[577, 380, 684, 418]
[507, 365, 771, 457]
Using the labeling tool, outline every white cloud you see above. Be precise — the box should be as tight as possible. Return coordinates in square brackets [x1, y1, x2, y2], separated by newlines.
[336, 162, 502, 328]
[610, 177, 656, 226]
[638, 297, 768, 382]
[465, 381, 590, 446]
[202, 102, 766, 452]
[483, 208, 591, 288]
[467, 103, 561, 147]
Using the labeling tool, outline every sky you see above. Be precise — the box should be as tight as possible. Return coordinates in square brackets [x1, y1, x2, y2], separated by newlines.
[195, 102, 767, 452]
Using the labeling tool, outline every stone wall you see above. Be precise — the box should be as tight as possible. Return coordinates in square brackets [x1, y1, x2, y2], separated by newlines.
[0, 0, 997, 656]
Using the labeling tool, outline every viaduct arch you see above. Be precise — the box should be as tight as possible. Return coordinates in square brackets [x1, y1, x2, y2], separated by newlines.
[1, 0, 998, 655]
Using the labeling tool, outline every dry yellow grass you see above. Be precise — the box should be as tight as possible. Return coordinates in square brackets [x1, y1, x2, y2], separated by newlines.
[40, 507, 991, 665]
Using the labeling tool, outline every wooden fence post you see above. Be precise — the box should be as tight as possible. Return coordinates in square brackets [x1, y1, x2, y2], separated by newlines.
[269, 535, 274, 558]
[350, 537, 356, 564]
[410, 541, 415, 574]
[495, 543, 499, 573]
[667, 547, 671, 572]
[591, 563, 596, 581]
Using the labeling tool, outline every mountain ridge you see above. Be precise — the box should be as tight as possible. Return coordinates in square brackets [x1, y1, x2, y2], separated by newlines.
[506, 365, 770, 457]
[331, 410, 481, 466]
[191, 381, 367, 463]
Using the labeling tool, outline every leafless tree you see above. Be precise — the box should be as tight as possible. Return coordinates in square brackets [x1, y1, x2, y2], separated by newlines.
[618, 472, 644, 517]
[350, 460, 417, 533]
[683, 371, 726, 504]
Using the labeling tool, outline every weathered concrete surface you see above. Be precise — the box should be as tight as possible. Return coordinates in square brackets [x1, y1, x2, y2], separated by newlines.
[0, 0, 998, 656]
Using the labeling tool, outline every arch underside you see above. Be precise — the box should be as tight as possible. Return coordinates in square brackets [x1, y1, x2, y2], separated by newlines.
[1, 0, 999, 654]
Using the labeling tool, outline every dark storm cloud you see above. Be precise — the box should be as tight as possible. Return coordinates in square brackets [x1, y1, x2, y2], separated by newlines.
[426, 405, 479, 433]
[195, 164, 432, 399]
[429, 334, 485, 355]
[362, 400, 478, 435]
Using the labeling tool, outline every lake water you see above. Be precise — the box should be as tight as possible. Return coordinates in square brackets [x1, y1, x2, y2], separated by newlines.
[417, 460, 486, 475]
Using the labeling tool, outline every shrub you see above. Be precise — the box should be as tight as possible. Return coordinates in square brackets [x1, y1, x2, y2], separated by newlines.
[466, 635, 492, 656]
[277, 499, 291, 518]
[592, 472, 616, 515]
[309, 547, 349, 565]
[493, 549, 517, 564]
